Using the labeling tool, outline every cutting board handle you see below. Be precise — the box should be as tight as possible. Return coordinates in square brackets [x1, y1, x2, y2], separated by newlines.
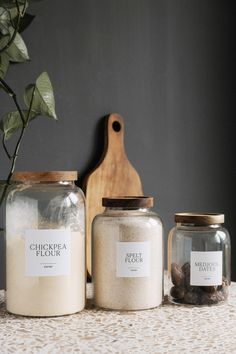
[105, 113, 126, 156]
[84, 112, 143, 276]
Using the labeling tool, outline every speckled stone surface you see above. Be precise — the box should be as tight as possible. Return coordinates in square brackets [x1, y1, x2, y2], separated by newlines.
[1, 278, 236, 353]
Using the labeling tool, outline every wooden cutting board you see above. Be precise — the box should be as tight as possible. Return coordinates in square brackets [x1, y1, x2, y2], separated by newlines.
[83, 113, 143, 276]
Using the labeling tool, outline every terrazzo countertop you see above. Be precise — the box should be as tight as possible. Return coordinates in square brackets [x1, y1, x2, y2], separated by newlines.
[1, 278, 236, 353]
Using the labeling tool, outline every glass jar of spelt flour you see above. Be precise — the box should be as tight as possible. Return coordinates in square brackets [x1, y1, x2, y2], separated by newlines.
[92, 197, 163, 311]
[168, 213, 231, 306]
[6, 171, 85, 316]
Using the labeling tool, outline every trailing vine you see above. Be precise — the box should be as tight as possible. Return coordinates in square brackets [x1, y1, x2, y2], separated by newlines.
[0, 0, 57, 219]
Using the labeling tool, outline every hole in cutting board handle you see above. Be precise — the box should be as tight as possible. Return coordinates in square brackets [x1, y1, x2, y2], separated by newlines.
[112, 121, 121, 132]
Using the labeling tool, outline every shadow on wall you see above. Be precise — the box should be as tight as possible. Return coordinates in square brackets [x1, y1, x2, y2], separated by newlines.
[78, 116, 107, 189]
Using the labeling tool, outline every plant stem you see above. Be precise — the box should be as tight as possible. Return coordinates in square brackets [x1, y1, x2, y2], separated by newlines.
[0, 84, 35, 206]
[0, 77, 25, 124]
[2, 135, 11, 159]
[0, 77, 14, 95]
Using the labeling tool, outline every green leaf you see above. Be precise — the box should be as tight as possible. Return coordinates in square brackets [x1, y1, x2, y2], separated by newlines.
[0, 7, 11, 45]
[0, 110, 38, 139]
[2, 1, 28, 19]
[0, 23, 9, 35]
[0, 7, 35, 35]
[24, 72, 58, 120]
[0, 32, 10, 50]
[0, 7, 11, 30]
[5, 27, 29, 62]
[0, 53, 9, 78]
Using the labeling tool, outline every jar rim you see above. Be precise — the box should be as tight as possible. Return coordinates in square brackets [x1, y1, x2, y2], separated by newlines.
[102, 196, 154, 208]
[12, 171, 78, 182]
[175, 212, 224, 225]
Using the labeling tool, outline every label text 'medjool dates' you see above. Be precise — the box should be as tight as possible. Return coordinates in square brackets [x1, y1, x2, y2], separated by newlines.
[194, 262, 219, 272]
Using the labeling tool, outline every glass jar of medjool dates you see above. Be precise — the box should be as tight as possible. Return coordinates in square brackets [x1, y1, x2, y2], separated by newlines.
[168, 213, 231, 306]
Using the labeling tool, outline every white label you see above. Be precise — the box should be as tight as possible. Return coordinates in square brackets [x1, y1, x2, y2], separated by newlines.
[25, 229, 71, 277]
[190, 251, 222, 286]
[116, 241, 150, 277]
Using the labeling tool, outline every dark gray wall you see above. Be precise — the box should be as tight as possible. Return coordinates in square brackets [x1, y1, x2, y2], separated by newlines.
[0, 0, 235, 286]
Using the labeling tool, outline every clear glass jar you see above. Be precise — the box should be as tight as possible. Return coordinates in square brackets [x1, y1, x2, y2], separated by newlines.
[92, 197, 163, 311]
[168, 213, 231, 306]
[6, 171, 85, 316]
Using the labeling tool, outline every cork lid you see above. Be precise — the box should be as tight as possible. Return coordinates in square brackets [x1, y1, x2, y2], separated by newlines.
[12, 171, 78, 182]
[102, 196, 154, 208]
[175, 213, 225, 225]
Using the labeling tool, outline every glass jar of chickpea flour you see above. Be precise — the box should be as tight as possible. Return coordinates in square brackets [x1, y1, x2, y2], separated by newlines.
[6, 171, 86, 316]
[168, 213, 231, 306]
[92, 196, 163, 311]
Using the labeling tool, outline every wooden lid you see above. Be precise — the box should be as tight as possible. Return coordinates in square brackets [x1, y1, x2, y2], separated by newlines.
[12, 171, 78, 182]
[102, 196, 153, 208]
[175, 213, 225, 225]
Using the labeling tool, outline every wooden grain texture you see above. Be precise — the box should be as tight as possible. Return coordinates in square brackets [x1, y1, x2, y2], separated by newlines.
[12, 171, 78, 182]
[83, 113, 143, 276]
[174, 213, 225, 225]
